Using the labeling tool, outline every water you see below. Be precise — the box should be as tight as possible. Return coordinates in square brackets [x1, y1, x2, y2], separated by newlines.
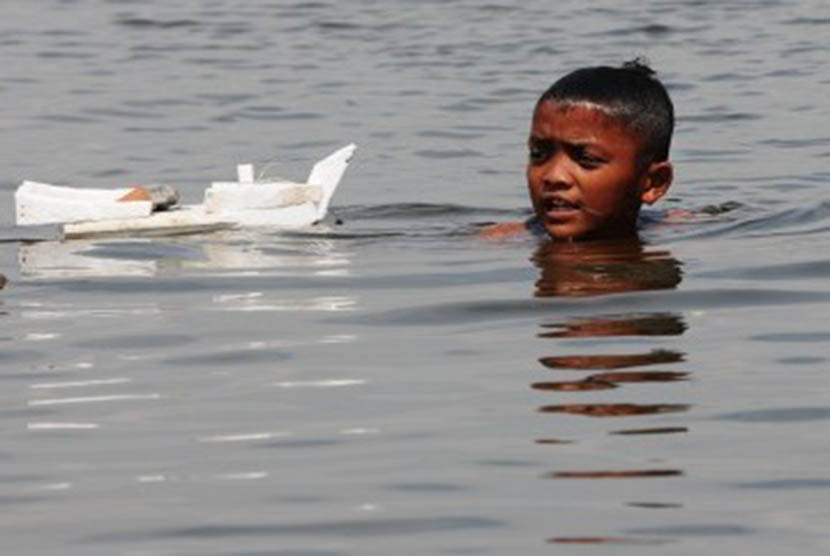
[2, 1, 830, 554]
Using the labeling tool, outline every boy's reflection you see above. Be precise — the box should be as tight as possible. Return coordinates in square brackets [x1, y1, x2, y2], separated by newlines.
[531, 370, 689, 392]
[532, 237, 682, 298]
[531, 237, 689, 479]
[538, 313, 686, 338]
[539, 349, 684, 370]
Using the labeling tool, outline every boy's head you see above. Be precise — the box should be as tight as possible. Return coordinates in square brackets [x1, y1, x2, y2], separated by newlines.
[527, 59, 674, 240]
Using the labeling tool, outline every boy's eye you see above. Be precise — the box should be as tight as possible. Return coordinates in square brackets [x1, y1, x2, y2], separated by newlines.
[528, 144, 552, 163]
[571, 146, 605, 168]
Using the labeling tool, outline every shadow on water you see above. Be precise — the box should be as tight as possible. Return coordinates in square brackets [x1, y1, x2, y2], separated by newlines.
[529, 237, 690, 543]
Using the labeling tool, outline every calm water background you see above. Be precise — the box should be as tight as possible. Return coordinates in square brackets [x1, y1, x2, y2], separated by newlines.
[2, 1, 830, 554]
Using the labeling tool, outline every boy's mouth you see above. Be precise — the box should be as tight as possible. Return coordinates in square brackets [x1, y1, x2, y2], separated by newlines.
[542, 196, 580, 214]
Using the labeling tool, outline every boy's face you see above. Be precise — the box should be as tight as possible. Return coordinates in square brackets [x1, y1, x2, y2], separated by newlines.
[526, 101, 671, 240]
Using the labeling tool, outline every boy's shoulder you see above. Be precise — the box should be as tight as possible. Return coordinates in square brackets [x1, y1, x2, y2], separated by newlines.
[478, 206, 738, 240]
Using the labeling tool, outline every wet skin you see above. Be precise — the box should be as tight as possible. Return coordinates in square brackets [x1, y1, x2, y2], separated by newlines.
[526, 101, 672, 240]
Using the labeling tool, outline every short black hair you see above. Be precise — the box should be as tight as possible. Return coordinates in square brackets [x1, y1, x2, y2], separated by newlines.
[537, 59, 674, 162]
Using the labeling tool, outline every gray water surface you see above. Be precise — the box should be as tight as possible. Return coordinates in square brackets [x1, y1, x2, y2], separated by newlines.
[2, 1, 830, 554]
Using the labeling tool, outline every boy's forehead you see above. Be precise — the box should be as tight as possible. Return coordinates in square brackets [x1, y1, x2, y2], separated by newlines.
[533, 101, 623, 130]
[531, 100, 643, 146]
[538, 99, 616, 117]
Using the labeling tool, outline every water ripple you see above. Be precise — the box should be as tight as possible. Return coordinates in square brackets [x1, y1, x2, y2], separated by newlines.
[624, 524, 754, 536]
[115, 17, 202, 30]
[716, 407, 830, 423]
[734, 478, 830, 489]
[341, 288, 830, 327]
[91, 517, 504, 542]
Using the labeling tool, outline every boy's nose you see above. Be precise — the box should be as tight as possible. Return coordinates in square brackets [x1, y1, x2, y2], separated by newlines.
[541, 156, 573, 191]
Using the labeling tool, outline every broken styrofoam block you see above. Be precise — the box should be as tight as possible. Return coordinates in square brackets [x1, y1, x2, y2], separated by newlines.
[15, 181, 153, 226]
[203, 181, 322, 214]
[237, 164, 255, 183]
[307, 143, 356, 219]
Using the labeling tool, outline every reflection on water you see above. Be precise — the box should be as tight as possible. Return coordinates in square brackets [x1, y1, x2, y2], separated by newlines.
[17, 231, 351, 279]
[539, 312, 687, 338]
[539, 403, 690, 417]
[20, 240, 157, 278]
[531, 370, 689, 391]
[539, 348, 685, 370]
[530, 238, 689, 539]
[532, 238, 682, 298]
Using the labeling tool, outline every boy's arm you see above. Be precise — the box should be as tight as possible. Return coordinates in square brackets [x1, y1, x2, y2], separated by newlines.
[477, 220, 531, 239]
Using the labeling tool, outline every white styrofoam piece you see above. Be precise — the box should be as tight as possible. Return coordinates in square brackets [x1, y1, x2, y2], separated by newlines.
[19, 181, 134, 201]
[203, 181, 321, 214]
[62, 202, 320, 239]
[15, 144, 356, 238]
[16, 181, 153, 226]
[308, 143, 356, 220]
[237, 164, 254, 183]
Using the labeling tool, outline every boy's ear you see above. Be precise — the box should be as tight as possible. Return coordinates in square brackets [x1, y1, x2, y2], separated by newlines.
[640, 161, 673, 205]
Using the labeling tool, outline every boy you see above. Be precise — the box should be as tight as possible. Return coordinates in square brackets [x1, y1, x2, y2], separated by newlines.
[486, 59, 674, 240]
